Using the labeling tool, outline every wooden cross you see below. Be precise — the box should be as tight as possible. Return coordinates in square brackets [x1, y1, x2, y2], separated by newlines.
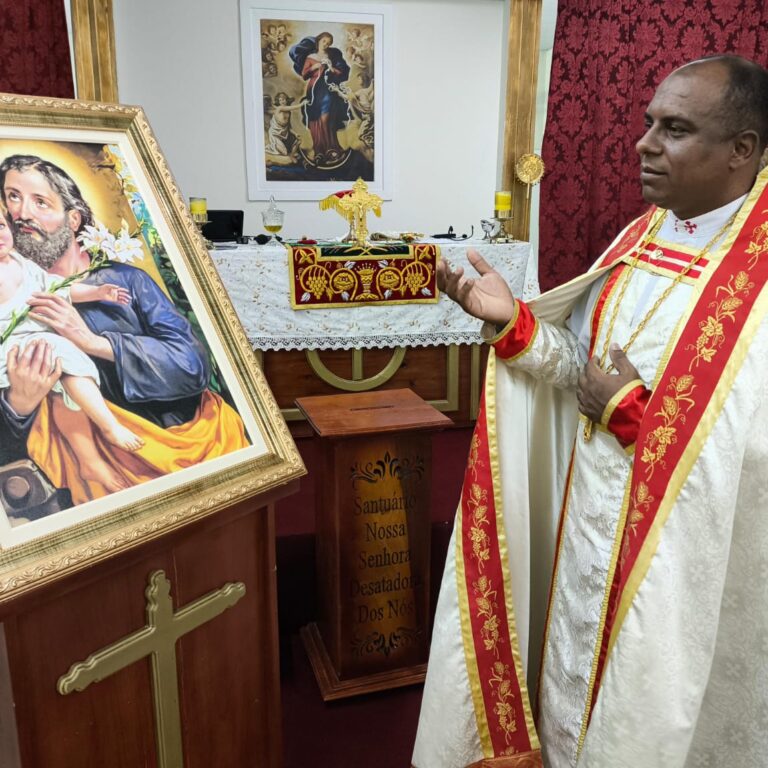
[57, 570, 246, 768]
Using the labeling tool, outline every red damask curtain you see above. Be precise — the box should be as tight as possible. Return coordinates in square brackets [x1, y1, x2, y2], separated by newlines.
[538, 0, 768, 291]
[0, 0, 74, 98]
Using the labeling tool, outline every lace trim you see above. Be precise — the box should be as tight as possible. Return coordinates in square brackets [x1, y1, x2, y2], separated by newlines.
[249, 332, 487, 352]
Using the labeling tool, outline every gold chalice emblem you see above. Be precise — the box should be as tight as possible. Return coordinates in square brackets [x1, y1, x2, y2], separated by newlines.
[356, 266, 378, 300]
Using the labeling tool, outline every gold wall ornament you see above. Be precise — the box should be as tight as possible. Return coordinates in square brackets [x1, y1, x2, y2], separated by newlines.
[319, 178, 383, 246]
[57, 570, 246, 768]
[515, 153, 545, 199]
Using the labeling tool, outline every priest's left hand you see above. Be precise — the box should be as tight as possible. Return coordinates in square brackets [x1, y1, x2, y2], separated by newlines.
[577, 344, 640, 422]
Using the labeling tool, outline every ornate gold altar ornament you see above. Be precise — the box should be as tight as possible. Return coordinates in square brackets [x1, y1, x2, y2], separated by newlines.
[319, 178, 383, 246]
[515, 153, 545, 199]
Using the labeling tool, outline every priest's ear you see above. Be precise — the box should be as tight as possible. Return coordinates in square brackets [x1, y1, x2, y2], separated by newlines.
[730, 128, 761, 170]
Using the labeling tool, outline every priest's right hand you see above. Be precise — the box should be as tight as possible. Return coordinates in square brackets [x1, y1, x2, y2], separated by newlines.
[437, 248, 516, 326]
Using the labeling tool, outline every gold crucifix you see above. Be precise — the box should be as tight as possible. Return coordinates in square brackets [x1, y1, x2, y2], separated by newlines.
[319, 177, 383, 246]
[57, 570, 246, 768]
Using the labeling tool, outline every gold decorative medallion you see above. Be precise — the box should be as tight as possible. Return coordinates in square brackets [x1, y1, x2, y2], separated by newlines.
[514, 154, 545, 198]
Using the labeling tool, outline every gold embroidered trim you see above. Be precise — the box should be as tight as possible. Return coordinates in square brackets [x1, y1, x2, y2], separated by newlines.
[619, 481, 655, 570]
[466, 750, 544, 767]
[468, 481, 491, 570]
[746, 220, 768, 269]
[456, 495, 494, 754]
[600, 378, 645, 428]
[486, 301, 521, 345]
[488, 661, 519, 746]
[687, 271, 754, 368]
[486, 353, 540, 746]
[639, 375, 697, 480]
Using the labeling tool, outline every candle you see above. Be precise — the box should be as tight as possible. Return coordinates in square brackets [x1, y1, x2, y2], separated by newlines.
[494, 190, 512, 211]
[189, 197, 207, 215]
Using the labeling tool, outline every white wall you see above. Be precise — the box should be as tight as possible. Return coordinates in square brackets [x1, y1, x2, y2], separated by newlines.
[113, 0, 506, 240]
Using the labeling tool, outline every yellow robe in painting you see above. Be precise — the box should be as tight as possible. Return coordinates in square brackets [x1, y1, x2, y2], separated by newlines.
[27, 390, 249, 505]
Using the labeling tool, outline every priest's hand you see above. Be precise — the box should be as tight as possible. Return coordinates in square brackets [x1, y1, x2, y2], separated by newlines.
[437, 248, 516, 326]
[577, 344, 641, 423]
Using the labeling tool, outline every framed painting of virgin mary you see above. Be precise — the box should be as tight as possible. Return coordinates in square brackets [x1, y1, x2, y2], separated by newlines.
[0, 93, 303, 603]
[240, 0, 393, 200]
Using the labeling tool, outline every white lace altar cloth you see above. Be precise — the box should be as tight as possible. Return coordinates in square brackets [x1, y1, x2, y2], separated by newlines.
[210, 239, 538, 351]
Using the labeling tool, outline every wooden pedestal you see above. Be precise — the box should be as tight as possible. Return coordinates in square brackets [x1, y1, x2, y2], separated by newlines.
[296, 389, 451, 700]
[0, 483, 297, 768]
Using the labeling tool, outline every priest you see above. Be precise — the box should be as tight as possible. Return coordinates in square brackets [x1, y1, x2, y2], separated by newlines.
[413, 55, 768, 767]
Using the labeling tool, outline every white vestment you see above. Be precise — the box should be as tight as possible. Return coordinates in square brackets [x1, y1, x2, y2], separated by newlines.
[413, 188, 768, 767]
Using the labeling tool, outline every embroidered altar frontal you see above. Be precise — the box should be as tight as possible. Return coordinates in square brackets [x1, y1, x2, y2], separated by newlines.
[288, 242, 439, 309]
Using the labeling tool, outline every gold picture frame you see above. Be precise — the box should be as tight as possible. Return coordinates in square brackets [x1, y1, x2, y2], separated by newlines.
[0, 92, 304, 603]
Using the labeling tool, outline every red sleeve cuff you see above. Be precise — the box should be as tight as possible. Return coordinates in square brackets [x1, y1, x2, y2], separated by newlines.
[601, 380, 651, 450]
[489, 299, 539, 361]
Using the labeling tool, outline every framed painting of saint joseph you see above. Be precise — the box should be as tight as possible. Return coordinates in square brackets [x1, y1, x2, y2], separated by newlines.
[0, 94, 303, 603]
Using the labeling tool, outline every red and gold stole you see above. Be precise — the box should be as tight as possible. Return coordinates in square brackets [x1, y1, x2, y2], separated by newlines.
[584, 174, 768, 724]
[596, 207, 658, 270]
[456, 355, 542, 767]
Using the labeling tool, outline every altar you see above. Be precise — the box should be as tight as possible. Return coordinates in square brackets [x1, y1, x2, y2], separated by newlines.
[211, 239, 538, 426]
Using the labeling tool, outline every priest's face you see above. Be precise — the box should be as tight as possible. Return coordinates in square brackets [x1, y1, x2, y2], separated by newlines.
[3, 168, 79, 269]
[636, 62, 741, 220]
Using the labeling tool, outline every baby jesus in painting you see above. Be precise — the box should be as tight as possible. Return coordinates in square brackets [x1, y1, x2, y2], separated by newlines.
[0, 202, 144, 492]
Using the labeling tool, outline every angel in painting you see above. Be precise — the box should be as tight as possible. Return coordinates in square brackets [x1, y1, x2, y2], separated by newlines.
[263, 92, 305, 166]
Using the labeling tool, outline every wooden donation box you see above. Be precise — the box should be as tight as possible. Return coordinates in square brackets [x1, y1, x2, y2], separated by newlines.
[296, 389, 451, 699]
